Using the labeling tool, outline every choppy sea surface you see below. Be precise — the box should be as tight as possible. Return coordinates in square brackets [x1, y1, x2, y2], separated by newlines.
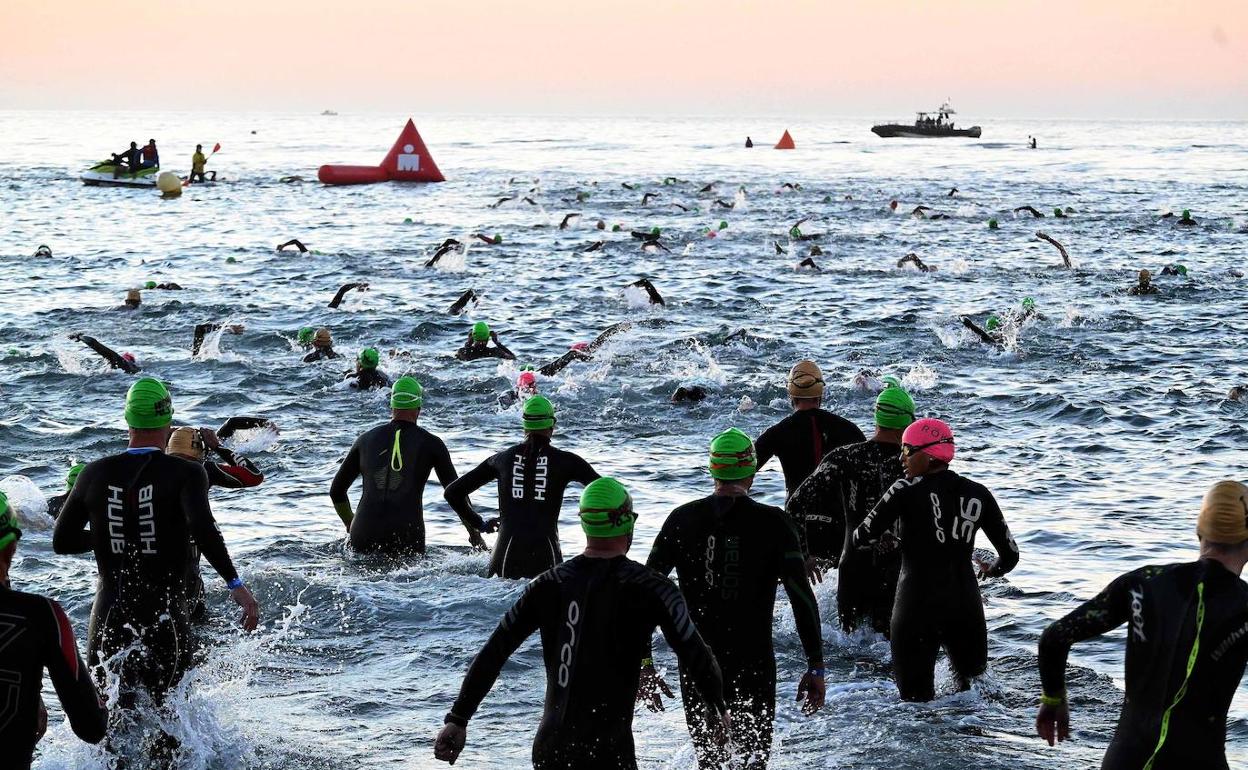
[1, 111, 1246, 769]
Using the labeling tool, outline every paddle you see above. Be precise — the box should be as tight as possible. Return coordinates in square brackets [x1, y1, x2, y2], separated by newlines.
[184, 142, 222, 186]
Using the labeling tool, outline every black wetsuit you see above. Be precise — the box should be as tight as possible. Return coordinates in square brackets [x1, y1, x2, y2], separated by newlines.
[1039, 559, 1248, 770]
[329, 420, 457, 554]
[47, 492, 70, 519]
[852, 470, 1019, 701]
[755, 409, 865, 498]
[0, 585, 107, 769]
[185, 448, 264, 618]
[76, 335, 140, 374]
[787, 440, 903, 634]
[446, 554, 724, 770]
[444, 436, 598, 578]
[303, 347, 339, 363]
[646, 494, 823, 769]
[52, 449, 240, 710]
[347, 368, 391, 390]
[456, 344, 515, 361]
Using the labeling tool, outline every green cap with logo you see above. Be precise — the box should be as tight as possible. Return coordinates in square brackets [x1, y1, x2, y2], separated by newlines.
[522, 395, 556, 431]
[125, 378, 173, 429]
[579, 477, 637, 538]
[0, 491, 21, 551]
[391, 376, 424, 410]
[709, 427, 756, 480]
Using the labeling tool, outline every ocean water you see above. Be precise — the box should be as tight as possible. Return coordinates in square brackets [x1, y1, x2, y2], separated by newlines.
[1, 111, 1246, 769]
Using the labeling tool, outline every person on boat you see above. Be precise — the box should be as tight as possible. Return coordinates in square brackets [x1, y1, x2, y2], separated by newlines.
[68, 333, 140, 373]
[456, 322, 516, 361]
[189, 144, 210, 183]
[1128, 269, 1160, 296]
[110, 142, 140, 176]
[140, 140, 159, 170]
[303, 328, 339, 362]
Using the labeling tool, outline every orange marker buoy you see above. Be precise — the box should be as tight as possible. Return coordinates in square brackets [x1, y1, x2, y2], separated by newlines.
[774, 130, 795, 150]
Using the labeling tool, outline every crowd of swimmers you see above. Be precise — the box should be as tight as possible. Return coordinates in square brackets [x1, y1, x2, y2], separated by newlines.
[6, 350, 1248, 770]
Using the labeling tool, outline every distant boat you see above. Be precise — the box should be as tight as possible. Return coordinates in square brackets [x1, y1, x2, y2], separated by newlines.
[321, 110, 338, 116]
[871, 102, 981, 138]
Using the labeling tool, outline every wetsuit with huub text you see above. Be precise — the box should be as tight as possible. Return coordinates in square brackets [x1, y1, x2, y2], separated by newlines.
[646, 494, 823, 769]
[755, 409, 864, 498]
[444, 435, 598, 578]
[446, 554, 725, 770]
[1039, 559, 1248, 770]
[852, 470, 1019, 701]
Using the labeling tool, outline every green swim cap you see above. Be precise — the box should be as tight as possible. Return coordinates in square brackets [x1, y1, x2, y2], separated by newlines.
[1175, 264, 1188, 276]
[1182, 209, 1191, 219]
[226, 256, 237, 264]
[358, 347, 380, 370]
[1053, 207, 1063, 217]
[297, 327, 314, 346]
[612, 224, 622, 232]
[492, 234, 503, 244]
[985, 315, 1002, 331]
[1022, 297, 1036, 311]
[66, 463, 86, 490]
[651, 227, 661, 236]
[789, 226, 803, 238]
[875, 382, 916, 430]
[0, 491, 20, 551]
[719, 221, 728, 230]
[124, 377, 173, 429]
[391, 376, 424, 410]
[403, 217, 413, 224]
[579, 477, 637, 538]
[144, 280, 157, 290]
[522, 395, 556, 431]
[471, 322, 491, 342]
[988, 218, 999, 229]
[709, 427, 756, 480]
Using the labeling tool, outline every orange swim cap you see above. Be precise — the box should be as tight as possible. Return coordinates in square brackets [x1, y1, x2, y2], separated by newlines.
[1197, 480, 1248, 545]
[787, 360, 824, 399]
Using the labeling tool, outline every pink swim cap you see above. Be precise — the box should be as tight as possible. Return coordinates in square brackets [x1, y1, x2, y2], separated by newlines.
[902, 418, 955, 463]
[122, 352, 137, 364]
[517, 371, 537, 391]
[571, 342, 589, 352]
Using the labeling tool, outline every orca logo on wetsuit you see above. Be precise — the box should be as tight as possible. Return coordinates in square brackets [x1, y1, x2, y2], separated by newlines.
[557, 600, 581, 687]
[1129, 587, 1147, 642]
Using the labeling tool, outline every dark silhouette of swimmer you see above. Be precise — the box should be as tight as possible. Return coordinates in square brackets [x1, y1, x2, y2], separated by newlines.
[961, 316, 1005, 346]
[456, 326, 517, 361]
[216, 416, 275, 441]
[34, 244, 53, 258]
[145, 282, 183, 290]
[426, 239, 463, 267]
[471, 233, 502, 245]
[1014, 205, 1044, 218]
[948, 188, 958, 197]
[1160, 264, 1189, 277]
[897, 253, 937, 272]
[671, 202, 691, 212]
[809, 245, 824, 257]
[584, 241, 605, 252]
[781, 183, 801, 191]
[328, 282, 369, 309]
[641, 193, 660, 205]
[559, 213, 580, 230]
[537, 322, 633, 377]
[1030, 137, 1038, 149]
[192, 323, 244, 356]
[1228, 386, 1246, 402]
[69, 333, 140, 373]
[798, 257, 820, 271]
[672, 385, 708, 403]
[745, 137, 754, 148]
[121, 289, 142, 309]
[712, 199, 735, 209]
[775, 241, 788, 255]
[1177, 210, 1198, 227]
[1127, 269, 1160, 296]
[699, 183, 715, 193]
[448, 290, 478, 315]
[630, 229, 661, 242]
[1035, 231, 1072, 268]
[276, 239, 309, 253]
[640, 240, 671, 254]
[622, 183, 637, 190]
[278, 176, 306, 184]
[632, 279, 665, 306]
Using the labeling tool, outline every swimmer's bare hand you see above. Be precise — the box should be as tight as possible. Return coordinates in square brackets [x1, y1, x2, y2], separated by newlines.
[1035, 701, 1070, 746]
[805, 557, 823, 585]
[636, 664, 674, 712]
[225, 324, 244, 335]
[434, 723, 466, 764]
[872, 531, 899, 556]
[707, 708, 731, 747]
[467, 530, 489, 551]
[35, 697, 47, 742]
[67, 332, 83, 341]
[973, 554, 998, 580]
[199, 428, 221, 450]
[230, 584, 260, 632]
[797, 671, 825, 715]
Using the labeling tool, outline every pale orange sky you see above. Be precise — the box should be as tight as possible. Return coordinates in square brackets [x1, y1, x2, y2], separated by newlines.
[2, 0, 1245, 117]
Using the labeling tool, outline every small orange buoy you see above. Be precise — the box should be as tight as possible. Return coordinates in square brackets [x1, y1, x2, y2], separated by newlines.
[774, 130, 795, 150]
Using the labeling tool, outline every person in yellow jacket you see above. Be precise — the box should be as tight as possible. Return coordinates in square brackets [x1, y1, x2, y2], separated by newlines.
[189, 144, 213, 183]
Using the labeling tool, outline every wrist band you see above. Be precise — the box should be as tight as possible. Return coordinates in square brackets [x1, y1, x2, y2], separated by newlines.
[640, 658, 654, 668]
[1039, 693, 1065, 707]
[807, 667, 826, 677]
[227, 577, 244, 590]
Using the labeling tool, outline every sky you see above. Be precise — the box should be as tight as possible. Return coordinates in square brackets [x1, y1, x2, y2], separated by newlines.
[2, 0, 1246, 118]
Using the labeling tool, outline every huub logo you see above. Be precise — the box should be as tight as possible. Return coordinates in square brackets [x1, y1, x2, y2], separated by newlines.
[1129, 587, 1147, 642]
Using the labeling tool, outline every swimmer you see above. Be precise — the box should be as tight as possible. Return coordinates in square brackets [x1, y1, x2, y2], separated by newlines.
[330, 377, 465, 553]
[1014, 205, 1044, 218]
[345, 348, 391, 390]
[1029, 136, 1038, 149]
[1036, 481, 1248, 768]
[1177, 209, 1198, 226]
[781, 182, 801, 192]
[745, 136, 754, 147]
[787, 380, 915, 633]
[455, 322, 516, 361]
[214, 416, 275, 441]
[1227, 386, 1246, 401]
[536, 322, 632, 377]
[640, 428, 825, 769]
[851, 368, 885, 392]
[276, 238, 309, 253]
[497, 368, 539, 409]
[143, 281, 183, 290]
[68, 333, 141, 373]
[961, 314, 1005, 346]
[46, 462, 85, 520]
[798, 257, 820, 271]
[774, 241, 788, 255]
[671, 385, 707, 403]
[897, 253, 937, 272]
[328, 282, 369, 308]
[54, 379, 259, 758]
[622, 182, 637, 190]
[640, 239, 670, 254]
[631, 278, 665, 306]
[303, 327, 339, 362]
[1035, 231, 1073, 268]
[948, 187, 958, 197]
[851, 418, 1019, 701]
[1053, 207, 1068, 218]
[0, 492, 107, 769]
[712, 199, 735, 209]
[191, 322, 244, 357]
[699, 183, 715, 192]
[471, 233, 503, 245]
[34, 244, 53, 258]
[425, 239, 463, 267]
[756, 360, 865, 499]
[1128, 269, 1160, 296]
[447, 289, 478, 315]
[584, 241, 605, 252]
[911, 205, 931, 218]
[435, 478, 726, 769]
[444, 396, 599, 579]
[559, 213, 580, 230]
[278, 176, 305, 184]
[121, 288, 141, 309]
[1160, 263, 1189, 277]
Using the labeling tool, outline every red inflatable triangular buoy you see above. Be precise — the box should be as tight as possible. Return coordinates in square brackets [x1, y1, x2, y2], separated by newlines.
[774, 130, 795, 150]
[379, 119, 446, 182]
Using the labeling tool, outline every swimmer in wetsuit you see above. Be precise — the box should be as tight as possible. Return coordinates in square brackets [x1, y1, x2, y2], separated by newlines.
[47, 462, 86, 520]
[435, 478, 727, 770]
[52, 379, 259, 758]
[0, 493, 108, 770]
[1035, 231, 1073, 268]
[191, 322, 244, 356]
[345, 347, 391, 390]
[425, 239, 464, 267]
[756, 360, 865, 500]
[851, 418, 1019, 701]
[640, 428, 825, 769]
[329, 377, 465, 554]
[68, 333, 140, 373]
[631, 279, 665, 306]
[961, 314, 1005, 345]
[786, 379, 915, 634]
[897, 252, 937, 272]
[456, 321, 516, 361]
[304, 327, 339, 362]
[1128, 268, 1160, 295]
[1036, 480, 1248, 769]
[444, 396, 599, 578]
[327, 281, 368, 308]
[536, 322, 633, 377]
[448, 289, 478, 315]
[497, 369, 539, 409]
[276, 238, 309, 253]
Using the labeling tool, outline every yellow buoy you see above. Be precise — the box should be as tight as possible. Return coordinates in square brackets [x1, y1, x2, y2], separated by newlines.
[157, 172, 182, 198]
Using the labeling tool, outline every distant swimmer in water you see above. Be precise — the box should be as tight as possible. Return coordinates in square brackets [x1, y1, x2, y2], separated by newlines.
[276, 238, 309, 253]
[1034, 231, 1073, 268]
[1014, 205, 1044, 218]
[121, 289, 141, 309]
[961, 314, 1005, 346]
[1029, 136, 1038, 149]
[640, 193, 661, 205]
[1035, 481, 1248, 769]
[444, 396, 600, 579]
[780, 182, 802, 192]
[536, 322, 632, 377]
[671, 385, 708, 403]
[497, 368, 538, 409]
[1127, 269, 1160, 296]
[143, 280, 183, 290]
[798, 257, 820, 271]
[852, 418, 1019, 701]
[774, 241, 788, 255]
[34, 244, 53, 258]
[278, 176, 305, 184]
[448, 289, 478, 315]
[1160, 263, 1189, 277]
[584, 240, 605, 252]
[712, 199, 735, 209]
[345, 347, 391, 390]
[68, 333, 140, 373]
[745, 136, 754, 147]
[47, 463, 86, 520]
[1227, 386, 1246, 401]
[456, 322, 516, 361]
[303, 327, 340, 362]
[559, 213, 581, 230]
[327, 282, 369, 308]
[191, 322, 244, 356]
[434, 478, 726, 770]
[897, 253, 937, 272]
[330, 377, 464, 554]
[1053, 207, 1068, 218]
[809, 244, 823, 256]
[425, 239, 463, 267]
[640, 239, 671, 254]
[631, 278, 665, 306]
[947, 187, 958, 197]
[471, 233, 502, 245]
[630, 227, 661, 241]
[1177, 209, 1198, 226]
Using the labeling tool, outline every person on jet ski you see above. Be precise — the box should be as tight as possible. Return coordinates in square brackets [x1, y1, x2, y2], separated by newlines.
[110, 142, 140, 176]
[140, 140, 159, 170]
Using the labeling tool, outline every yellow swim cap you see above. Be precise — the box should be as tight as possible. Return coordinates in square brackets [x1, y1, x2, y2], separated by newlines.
[1197, 480, 1248, 545]
[314, 328, 333, 347]
[787, 360, 824, 399]
[167, 426, 206, 461]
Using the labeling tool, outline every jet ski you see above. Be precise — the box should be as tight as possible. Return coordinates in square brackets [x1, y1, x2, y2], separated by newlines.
[80, 161, 160, 188]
